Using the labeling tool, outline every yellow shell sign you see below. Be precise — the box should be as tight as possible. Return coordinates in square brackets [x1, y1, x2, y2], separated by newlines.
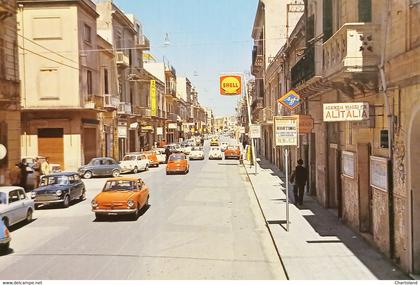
[220, 75, 242, 95]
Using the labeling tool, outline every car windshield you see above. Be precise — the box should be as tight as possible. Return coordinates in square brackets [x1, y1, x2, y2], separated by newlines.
[103, 180, 136, 191]
[169, 154, 185, 161]
[227, 146, 239, 150]
[40, 176, 69, 186]
[0, 192, 6, 204]
[122, 155, 136, 161]
[192, 147, 203, 151]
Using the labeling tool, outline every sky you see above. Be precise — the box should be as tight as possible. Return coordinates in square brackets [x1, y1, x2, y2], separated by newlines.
[114, 0, 258, 117]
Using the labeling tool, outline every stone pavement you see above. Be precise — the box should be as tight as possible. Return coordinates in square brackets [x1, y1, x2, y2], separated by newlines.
[243, 157, 409, 280]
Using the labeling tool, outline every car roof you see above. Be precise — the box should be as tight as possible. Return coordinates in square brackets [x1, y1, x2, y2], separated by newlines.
[0, 186, 25, 193]
[43, 172, 79, 177]
[106, 177, 139, 182]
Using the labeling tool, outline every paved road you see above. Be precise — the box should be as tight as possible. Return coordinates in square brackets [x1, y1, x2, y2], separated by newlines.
[0, 140, 286, 280]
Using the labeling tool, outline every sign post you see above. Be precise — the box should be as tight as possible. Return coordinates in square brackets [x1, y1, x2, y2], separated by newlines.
[274, 116, 299, 232]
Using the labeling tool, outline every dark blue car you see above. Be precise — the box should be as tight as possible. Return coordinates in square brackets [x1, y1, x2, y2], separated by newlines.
[0, 218, 10, 252]
[31, 172, 86, 208]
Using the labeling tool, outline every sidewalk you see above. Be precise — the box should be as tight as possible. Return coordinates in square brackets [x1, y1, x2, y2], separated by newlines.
[243, 157, 409, 280]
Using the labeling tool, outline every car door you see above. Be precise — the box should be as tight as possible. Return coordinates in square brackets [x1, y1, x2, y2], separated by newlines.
[17, 189, 30, 221]
[137, 180, 147, 207]
[90, 159, 102, 176]
[67, 175, 77, 200]
[104, 159, 116, 175]
[74, 174, 83, 197]
[7, 190, 22, 225]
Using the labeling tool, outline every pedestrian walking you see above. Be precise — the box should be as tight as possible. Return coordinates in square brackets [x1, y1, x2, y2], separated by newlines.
[165, 146, 171, 163]
[290, 159, 308, 206]
[32, 157, 42, 189]
[15, 159, 28, 190]
[41, 157, 50, 176]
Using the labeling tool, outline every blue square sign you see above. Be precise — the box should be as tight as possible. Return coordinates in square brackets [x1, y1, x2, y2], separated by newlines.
[278, 90, 302, 110]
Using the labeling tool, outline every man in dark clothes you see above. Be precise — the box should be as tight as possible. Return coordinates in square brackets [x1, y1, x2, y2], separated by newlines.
[290, 159, 308, 206]
[16, 159, 29, 190]
[165, 146, 171, 163]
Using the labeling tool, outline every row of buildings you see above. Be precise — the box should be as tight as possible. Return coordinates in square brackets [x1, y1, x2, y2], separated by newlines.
[0, 0, 214, 179]
[242, 0, 420, 276]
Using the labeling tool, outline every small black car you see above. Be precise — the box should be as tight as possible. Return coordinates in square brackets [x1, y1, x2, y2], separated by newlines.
[31, 172, 86, 208]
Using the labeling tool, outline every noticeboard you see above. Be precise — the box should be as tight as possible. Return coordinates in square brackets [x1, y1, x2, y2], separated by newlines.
[249, 124, 261, 139]
[341, 151, 355, 179]
[370, 156, 389, 191]
[274, 116, 298, 146]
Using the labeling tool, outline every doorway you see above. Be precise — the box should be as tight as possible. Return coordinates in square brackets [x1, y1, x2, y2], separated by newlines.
[410, 106, 420, 273]
[38, 128, 64, 168]
[358, 143, 372, 234]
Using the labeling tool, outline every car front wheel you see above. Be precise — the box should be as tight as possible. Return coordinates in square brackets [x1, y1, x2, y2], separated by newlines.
[26, 209, 33, 222]
[112, 170, 120, 177]
[83, 171, 92, 179]
[133, 167, 138, 174]
[62, 195, 70, 208]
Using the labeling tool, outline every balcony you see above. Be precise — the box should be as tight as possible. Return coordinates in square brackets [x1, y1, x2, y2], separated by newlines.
[134, 106, 151, 117]
[323, 23, 380, 83]
[137, 35, 150, 51]
[84, 94, 104, 109]
[103, 94, 120, 109]
[117, 102, 132, 114]
[167, 112, 177, 122]
[116, 51, 130, 68]
[291, 46, 315, 88]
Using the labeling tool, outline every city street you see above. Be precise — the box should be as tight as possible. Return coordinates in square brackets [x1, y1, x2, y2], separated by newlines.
[0, 141, 286, 280]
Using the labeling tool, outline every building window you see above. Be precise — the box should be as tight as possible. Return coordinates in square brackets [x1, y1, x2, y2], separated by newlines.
[104, 69, 109, 94]
[83, 24, 92, 43]
[323, 0, 333, 41]
[358, 0, 372, 22]
[87, 70, 93, 95]
[39, 68, 59, 99]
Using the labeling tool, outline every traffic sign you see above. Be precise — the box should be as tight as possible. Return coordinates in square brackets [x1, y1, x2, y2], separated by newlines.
[249, 124, 261, 139]
[278, 90, 302, 110]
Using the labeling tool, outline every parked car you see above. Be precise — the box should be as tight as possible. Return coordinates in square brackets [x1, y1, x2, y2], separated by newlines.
[224, 145, 241, 159]
[78, 157, 121, 179]
[166, 153, 189, 175]
[22, 156, 61, 191]
[220, 142, 229, 152]
[189, 147, 205, 160]
[91, 177, 150, 220]
[210, 138, 219, 146]
[165, 144, 182, 153]
[31, 172, 86, 208]
[180, 142, 193, 155]
[209, 146, 223, 160]
[0, 186, 34, 229]
[119, 153, 149, 174]
[143, 151, 159, 167]
[153, 148, 166, 164]
[0, 218, 10, 253]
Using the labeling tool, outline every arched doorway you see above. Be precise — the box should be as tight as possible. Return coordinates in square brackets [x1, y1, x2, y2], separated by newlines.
[409, 105, 420, 274]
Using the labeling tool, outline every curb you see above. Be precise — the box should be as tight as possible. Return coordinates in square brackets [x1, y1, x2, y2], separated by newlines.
[241, 162, 290, 280]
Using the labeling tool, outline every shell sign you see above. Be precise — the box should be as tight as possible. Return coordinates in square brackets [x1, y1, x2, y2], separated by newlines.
[220, 75, 242, 95]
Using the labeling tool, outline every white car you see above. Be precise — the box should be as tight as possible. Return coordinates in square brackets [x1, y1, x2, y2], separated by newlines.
[181, 145, 192, 155]
[119, 153, 150, 174]
[220, 142, 229, 152]
[0, 187, 34, 228]
[209, 147, 223, 160]
[189, 147, 205, 160]
[153, 148, 166, 164]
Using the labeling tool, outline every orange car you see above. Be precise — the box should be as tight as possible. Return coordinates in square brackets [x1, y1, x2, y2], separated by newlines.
[224, 145, 241, 159]
[91, 177, 150, 220]
[143, 151, 159, 167]
[166, 153, 189, 175]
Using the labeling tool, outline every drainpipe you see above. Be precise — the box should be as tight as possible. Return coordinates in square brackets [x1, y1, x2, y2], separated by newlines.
[379, 0, 395, 259]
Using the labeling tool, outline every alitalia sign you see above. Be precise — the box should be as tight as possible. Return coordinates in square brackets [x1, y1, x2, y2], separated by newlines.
[323, 102, 369, 122]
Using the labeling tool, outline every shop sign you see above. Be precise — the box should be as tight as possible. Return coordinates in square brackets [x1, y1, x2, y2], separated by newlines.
[342, 151, 355, 179]
[274, 116, 298, 146]
[249, 124, 261, 139]
[278, 90, 302, 110]
[156, 127, 163, 136]
[370, 156, 389, 191]
[220, 75, 242, 96]
[323, 102, 369, 122]
[141, 125, 154, 132]
[297, 115, 314, 133]
[118, 126, 127, 138]
[168, 123, 177, 129]
[239, 126, 245, 134]
[150, 80, 157, 116]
